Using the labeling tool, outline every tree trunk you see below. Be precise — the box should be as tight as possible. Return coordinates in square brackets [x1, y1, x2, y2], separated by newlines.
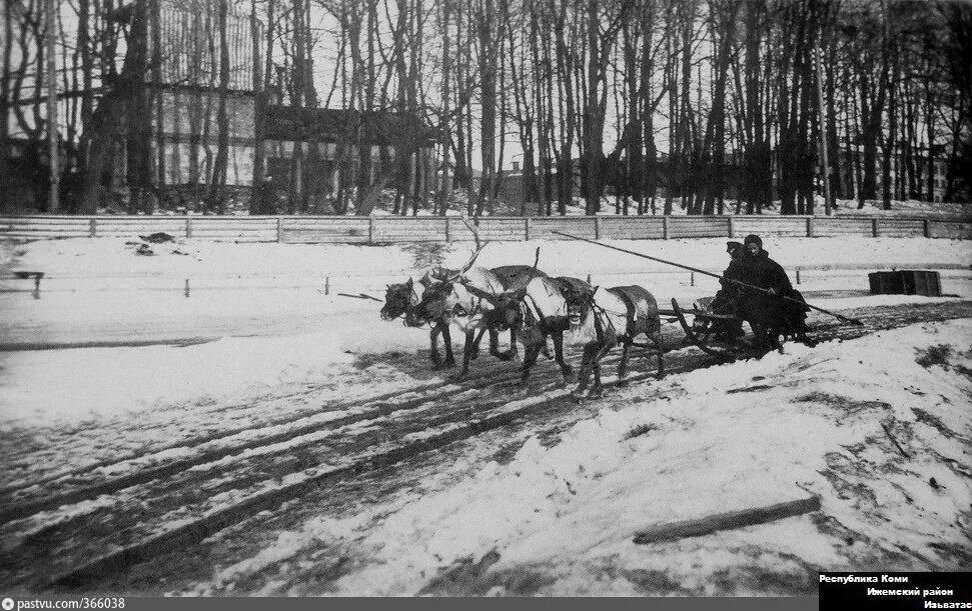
[250, 0, 269, 214]
[207, 0, 230, 214]
[881, 41, 900, 210]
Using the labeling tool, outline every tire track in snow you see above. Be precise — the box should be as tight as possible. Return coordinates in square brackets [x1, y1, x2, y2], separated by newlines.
[0, 350, 551, 512]
[1, 342, 683, 590]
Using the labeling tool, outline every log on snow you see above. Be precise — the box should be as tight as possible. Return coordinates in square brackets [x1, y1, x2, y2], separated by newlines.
[632, 496, 822, 545]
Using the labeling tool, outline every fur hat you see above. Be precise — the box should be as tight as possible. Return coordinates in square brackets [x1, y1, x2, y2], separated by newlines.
[726, 241, 743, 253]
[743, 234, 763, 248]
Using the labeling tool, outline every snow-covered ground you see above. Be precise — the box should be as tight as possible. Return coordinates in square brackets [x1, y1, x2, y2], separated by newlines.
[0, 234, 970, 595]
[178, 319, 972, 596]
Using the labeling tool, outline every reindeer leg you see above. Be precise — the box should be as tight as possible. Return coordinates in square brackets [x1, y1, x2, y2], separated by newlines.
[429, 324, 442, 367]
[441, 323, 455, 367]
[508, 328, 519, 360]
[652, 326, 665, 379]
[574, 343, 597, 399]
[616, 340, 631, 386]
[469, 327, 486, 360]
[589, 336, 616, 398]
[519, 341, 542, 387]
[459, 330, 476, 378]
[517, 328, 544, 385]
[552, 330, 573, 382]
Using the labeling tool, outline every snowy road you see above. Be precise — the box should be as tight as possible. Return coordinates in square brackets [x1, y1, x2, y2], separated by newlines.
[2, 270, 971, 349]
[1, 299, 969, 595]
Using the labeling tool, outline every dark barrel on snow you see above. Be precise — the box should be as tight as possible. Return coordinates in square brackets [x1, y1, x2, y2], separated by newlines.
[868, 270, 941, 297]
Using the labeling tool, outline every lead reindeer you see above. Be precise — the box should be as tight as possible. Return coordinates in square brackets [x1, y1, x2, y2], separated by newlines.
[381, 275, 456, 367]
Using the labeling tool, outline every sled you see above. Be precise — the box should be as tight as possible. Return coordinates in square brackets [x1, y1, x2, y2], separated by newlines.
[670, 298, 759, 361]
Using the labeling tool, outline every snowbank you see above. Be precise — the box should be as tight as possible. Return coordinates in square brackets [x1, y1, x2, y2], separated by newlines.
[0, 317, 430, 428]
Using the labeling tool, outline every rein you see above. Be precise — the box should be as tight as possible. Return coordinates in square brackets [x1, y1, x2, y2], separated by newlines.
[452, 285, 485, 321]
[520, 293, 542, 329]
[589, 300, 617, 343]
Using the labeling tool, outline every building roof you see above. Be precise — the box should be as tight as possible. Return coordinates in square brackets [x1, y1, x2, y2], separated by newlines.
[264, 106, 435, 147]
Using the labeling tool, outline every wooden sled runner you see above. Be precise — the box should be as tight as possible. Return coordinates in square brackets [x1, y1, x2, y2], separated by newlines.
[670, 298, 766, 361]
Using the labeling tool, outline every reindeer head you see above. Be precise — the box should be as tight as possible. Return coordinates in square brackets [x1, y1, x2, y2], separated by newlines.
[468, 285, 528, 331]
[410, 279, 459, 325]
[380, 278, 417, 321]
[560, 281, 597, 326]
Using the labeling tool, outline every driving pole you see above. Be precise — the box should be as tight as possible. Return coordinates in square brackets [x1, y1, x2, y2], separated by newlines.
[551, 231, 863, 326]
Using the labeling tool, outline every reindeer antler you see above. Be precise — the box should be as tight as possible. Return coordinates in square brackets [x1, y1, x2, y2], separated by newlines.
[460, 213, 484, 251]
[451, 240, 488, 280]
[445, 214, 490, 282]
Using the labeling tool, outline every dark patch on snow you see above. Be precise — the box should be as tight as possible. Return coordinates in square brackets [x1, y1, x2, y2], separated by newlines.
[927, 540, 972, 568]
[139, 233, 176, 244]
[725, 384, 774, 394]
[810, 514, 918, 568]
[418, 556, 560, 596]
[794, 392, 891, 421]
[911, 407, 969, 443]
[915, 344, 954, 370]
[417, 549, 501, 596]
[483, 567, 559, 595]
[706, 556, 818, 596]
[623, 423, 658, 440]
[621, 568, 691, 595]
[402, 243, 450, 271]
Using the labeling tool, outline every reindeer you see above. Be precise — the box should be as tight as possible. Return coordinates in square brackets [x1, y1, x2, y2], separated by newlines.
[381, 274, 456, 367]
[465, 275, 585, 387]
[563, 284, 666, 397]
[473, 274, 665, 395]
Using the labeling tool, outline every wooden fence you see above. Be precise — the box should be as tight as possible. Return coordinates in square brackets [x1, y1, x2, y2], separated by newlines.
[1, 214, 970, 243]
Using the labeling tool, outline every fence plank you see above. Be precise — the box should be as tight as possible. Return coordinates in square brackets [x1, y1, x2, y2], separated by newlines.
[448, 218, 525, 241]
[372, 217, 447, 242]
[929, 220, 972, 239]
[732, 217, 809, 237]
[280, 218, 372, 243]
[667, 217, 728, 238]
[814, 217, 874, 236]
[600, 216, 665, 240]
[530, 217, 597, 241]
[876, 218, 925, 238]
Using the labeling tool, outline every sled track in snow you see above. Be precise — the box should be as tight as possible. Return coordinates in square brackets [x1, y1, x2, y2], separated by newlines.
[1, 300, 969, 592]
